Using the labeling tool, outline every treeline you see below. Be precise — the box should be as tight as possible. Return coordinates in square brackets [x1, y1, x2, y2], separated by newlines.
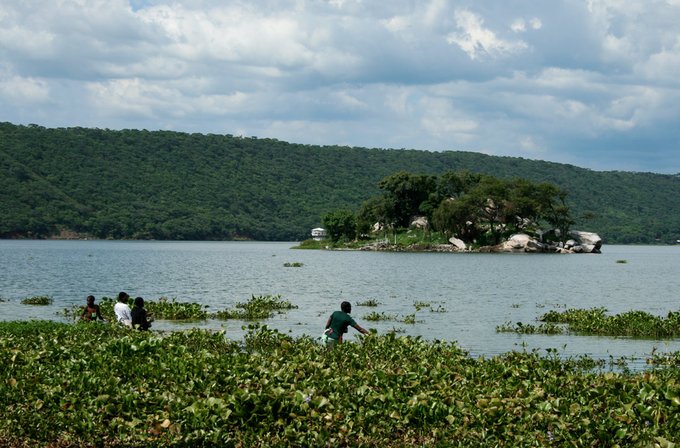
[0, 122, 678, 243]
[323, 171, 571, 246]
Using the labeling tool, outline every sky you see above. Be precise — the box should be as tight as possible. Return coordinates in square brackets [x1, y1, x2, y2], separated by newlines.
[1, 1, 680, 174]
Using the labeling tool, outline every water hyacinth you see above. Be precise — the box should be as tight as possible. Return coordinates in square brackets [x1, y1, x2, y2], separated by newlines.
[496, 321, 563, 335]
[363, 311, 398, 321]
[61, 296, 209, 321]
[59, 295, 298, 323]
[212, 294, 298, 320]
[500, 307, 680, 339]
[283, 262, 304, 267]
[20, 295, 53, 305]
[540, 307, 680, 338]
[145, 297, 210, 320]
[0, 321, 678, 447]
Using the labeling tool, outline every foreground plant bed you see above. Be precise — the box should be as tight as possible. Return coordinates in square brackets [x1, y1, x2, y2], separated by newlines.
[0, 321, 678, 447]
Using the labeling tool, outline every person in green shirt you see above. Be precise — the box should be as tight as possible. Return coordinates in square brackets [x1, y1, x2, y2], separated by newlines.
[323, 301, 368, 347]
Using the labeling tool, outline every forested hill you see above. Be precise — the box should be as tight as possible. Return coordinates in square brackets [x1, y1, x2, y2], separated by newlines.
[1, 122, 678, 243]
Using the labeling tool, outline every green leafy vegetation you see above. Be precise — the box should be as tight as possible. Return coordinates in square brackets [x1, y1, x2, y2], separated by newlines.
[413, 301, 434, 311]
[60, 295, 297, 322]
[0, 321, 678, 446]
[61, 297, 210, 321]
[20, 295, 52, 305]
[499, 307, 680, 338]
[496, 321, 564, 335]
[1, 122, 678, 243]
[400, 313, 420, 324]
[145, 297, 209, 320]
[283, 262, 304, 267]
[211, 294, 298, 320]
[363, 311, 398, 321]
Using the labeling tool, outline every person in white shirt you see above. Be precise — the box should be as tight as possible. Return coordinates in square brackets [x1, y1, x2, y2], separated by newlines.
[113, 291, 132, 327]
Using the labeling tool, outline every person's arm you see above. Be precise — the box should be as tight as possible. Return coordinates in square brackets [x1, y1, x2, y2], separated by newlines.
[142, 309, 152, 329]
[353, 323, 369, 335]
[325, 315, 332, 329]
[80, 307, 89, 320]
[96, 305, 105, 321]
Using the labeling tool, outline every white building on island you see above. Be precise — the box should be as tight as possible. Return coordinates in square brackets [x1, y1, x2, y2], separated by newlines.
[311, 227, 327, 240]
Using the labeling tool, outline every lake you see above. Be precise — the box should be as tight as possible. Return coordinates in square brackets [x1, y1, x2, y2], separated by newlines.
[1, 240, 679, 366]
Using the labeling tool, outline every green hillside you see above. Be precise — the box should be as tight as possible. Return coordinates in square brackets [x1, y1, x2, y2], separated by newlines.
[1, 122, 678, 243]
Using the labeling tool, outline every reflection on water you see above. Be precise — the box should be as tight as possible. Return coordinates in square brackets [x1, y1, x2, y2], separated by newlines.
[1, 240, 679, 365]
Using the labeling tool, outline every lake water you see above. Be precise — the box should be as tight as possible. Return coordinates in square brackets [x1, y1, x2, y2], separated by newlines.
[1, 240, 679, 366]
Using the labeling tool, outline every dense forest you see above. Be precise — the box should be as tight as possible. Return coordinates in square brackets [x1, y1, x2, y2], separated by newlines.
[1, 122, 678, 243]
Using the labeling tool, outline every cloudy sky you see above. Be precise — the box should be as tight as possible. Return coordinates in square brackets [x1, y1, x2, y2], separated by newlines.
[1, 1, 679, 173]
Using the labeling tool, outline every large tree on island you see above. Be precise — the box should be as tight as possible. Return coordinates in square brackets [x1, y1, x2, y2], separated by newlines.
[376, 171, 437, 228]
[354, 170, 573, 247]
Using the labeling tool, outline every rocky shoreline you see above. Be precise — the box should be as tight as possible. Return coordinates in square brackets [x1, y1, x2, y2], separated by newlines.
[359, 230, 603, 254]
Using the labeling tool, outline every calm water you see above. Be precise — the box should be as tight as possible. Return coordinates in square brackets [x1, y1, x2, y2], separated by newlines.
[1, 240, 679, 364]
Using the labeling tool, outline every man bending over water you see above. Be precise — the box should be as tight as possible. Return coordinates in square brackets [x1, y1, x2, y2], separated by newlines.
[324, 301, 368, 347]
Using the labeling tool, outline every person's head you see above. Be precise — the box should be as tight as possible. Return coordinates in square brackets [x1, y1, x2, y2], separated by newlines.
[118, 291, 129, 303]
[134, 297, 144, 308]
[86, 295, 95, 305]
[341, 301, 351, 314]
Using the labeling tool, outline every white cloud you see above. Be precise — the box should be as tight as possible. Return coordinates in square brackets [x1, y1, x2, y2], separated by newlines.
[447, 9, 528, 60]
[518, 136, 544, 154]
[511, 20, 526, 33]
[381, 15, 411, 33]
[635, 36, 680, 85]
[384, 88, 414, 116]
[0, 1, 679, 172]
[511, 18, 541, 33]
[0, 74, 50, 104]
[420, 97, 478, 143]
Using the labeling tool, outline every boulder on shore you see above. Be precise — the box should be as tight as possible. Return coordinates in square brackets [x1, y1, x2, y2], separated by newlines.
[448, 237, 467, 251]
[482, 231, 602, 253]
[566, 231, 602, 254]
[494, 234, 549, 253]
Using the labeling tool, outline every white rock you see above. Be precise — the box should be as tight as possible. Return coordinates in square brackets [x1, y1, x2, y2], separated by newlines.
[410, 216, 428, 229]
[448, 237, 467, 251]
[567, 231, 602, 253]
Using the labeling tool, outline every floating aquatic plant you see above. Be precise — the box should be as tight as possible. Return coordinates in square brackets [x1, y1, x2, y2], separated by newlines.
[400, 313, 422, 324]
[502, 307, 680, 339]
[0, 321, 679, 446]
[60, 296, 209, 321]
[212, 294, 298, 320]
[20, 295, 52, 305]
[413, 300, 431, 311]
[496, 321, 563, 334]
[283, 262, 304, 267]
[363, 311, 398, 321]
[146, 297, 209, 320]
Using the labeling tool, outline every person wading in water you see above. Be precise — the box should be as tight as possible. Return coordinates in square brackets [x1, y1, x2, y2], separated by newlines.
[323, 301, 368, 347]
